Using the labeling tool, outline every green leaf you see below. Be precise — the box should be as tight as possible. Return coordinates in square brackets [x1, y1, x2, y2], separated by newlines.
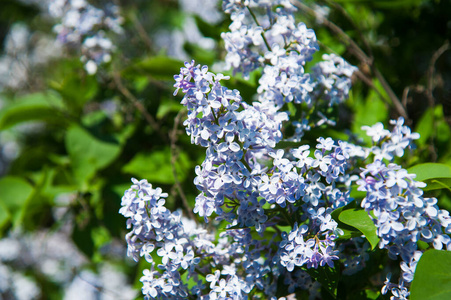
[0, 172, 52, 233]
[410, 249, 451, 300]
[334, 0, 423, 8]
[422, 179, 451, 192]
[127, 56, 183, 81]
[122, 148, 191, 184]
[65, 125, 121, 186]
[331, 202, 362, 240]
[372, 0, 424, 9]
[0, 176, 34, 228]
[330, 201, 360, 239]
[91, 226, 111, 250]
[0, 202, 10, 235]
[306, 265, 339, 298]
[407, 163, 451, 191]
[0, 92, 65, 130]
[193, 15, 223, 40]
[351, 87, 388, 145]
[415, 107, 434, 146]
[156, 99, 183, 119]
[407, 163, 451, 182]
[18, 170, 56, 231]
[434, 105, 451, 144]
[38, 168, 77, 199]
[339, 209, 380, 250]
[50, 73, 98, 109]
[72, 219, 95, 258]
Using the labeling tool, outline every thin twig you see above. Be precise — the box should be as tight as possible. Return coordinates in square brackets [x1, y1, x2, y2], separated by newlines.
[401, 85, 425, 108]
[170, 108, 198, 223]
[113, 72, 166, 141]
[247, 6, 272, 51]
[373, 68, 408, 120]
[427, 40, 450, 107]
[290, 0, 408, 120]
[424, 41, 449, 162]
[325, 0, 374, 59]
[401, 86, 411, 108]
[291, 0, 369, 63]
[354, 70, 389, 108]
[132, 13, 154, 51]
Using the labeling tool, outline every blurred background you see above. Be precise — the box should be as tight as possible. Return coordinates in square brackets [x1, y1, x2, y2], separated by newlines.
[0, 0, 449, 299]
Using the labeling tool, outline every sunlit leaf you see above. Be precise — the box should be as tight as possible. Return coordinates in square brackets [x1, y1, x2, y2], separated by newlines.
[408, 163, 451, 191]
[410, 249, 451, 300]
[415, 107, 434, 146]
[0, 176, 34, 228]
[339, 209, 380, 250]
[408, 163, 451, 182]
[157, 99, 183, 119]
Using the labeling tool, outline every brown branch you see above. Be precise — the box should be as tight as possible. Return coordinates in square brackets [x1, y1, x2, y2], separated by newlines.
[354, 70, 389, 108]
[290, 0, 409, 120]
[401, 85, 426, 108]
[170, 108, 198, 223]
[373, 68, 408, 120]
[325, 0, 373, 59]
[401, 86, 411, 108]
[427, 40, 450, 107]
[421, 40, 450, 162]
[132, 13, 154, 51]
[290, 0, 369, 63]
[113, 72, 167, 141]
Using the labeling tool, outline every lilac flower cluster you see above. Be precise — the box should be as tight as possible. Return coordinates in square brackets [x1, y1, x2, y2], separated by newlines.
[174, 60, 284, 230]
[272, 140, 363, 274]
[311, 54, 358, 106]
[124, 73, 440, 299]
[170, 60, 369, 296]
[120, 178, 290, 299]
[49, 0, 123, 74]
[221, 0, 356, 141]
[122, 178, 283, 299]
[221, 0, 303, 77]
[121, 178, 199, 298]
[362, 118, 420, 161]
[119, 1, 451, 299]
[356, 122, 451, 298]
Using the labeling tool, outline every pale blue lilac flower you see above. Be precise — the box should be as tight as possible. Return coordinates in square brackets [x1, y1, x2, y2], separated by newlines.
[278, 222, 339, 272]
[121, 178, 274, 299]
[310, 54, 357, 105]
[363, 117, 420, 160]
[362, 122, 390, 143]
[357, 154, 451, 297]
[221, 0, 359, 147]
[49, 0, 122, 74]
[174, 60, 284, 228]
[120, 179, 200, 298]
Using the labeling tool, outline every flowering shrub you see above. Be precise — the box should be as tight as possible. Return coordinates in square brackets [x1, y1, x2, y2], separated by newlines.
[0, 0, 450, 299]
[118, 1, 451, 299]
